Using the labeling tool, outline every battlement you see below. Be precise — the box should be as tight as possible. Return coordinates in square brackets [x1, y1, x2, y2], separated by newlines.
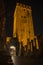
[16, 3, 31, 9]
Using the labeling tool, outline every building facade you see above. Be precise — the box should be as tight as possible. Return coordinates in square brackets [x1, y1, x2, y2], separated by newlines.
[13, 3, 39, 51]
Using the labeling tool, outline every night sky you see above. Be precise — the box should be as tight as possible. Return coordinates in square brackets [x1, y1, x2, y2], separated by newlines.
[4, 0, 43, 36]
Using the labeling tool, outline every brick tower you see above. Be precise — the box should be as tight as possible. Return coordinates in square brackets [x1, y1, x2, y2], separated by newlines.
[13, 3, 39, 51]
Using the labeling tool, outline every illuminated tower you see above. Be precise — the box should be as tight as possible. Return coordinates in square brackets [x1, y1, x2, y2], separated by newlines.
[13, 3, 39, 50]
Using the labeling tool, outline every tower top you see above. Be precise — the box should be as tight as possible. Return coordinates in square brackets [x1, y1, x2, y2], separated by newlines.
[16, 3, 31, 9]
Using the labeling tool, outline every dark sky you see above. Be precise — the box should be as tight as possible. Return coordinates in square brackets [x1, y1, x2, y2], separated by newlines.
[4, 0, 43, 36]
[32, 1, 43, 36]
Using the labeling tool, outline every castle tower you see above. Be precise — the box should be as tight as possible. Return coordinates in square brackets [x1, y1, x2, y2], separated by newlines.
[13, 3, 39, 50]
